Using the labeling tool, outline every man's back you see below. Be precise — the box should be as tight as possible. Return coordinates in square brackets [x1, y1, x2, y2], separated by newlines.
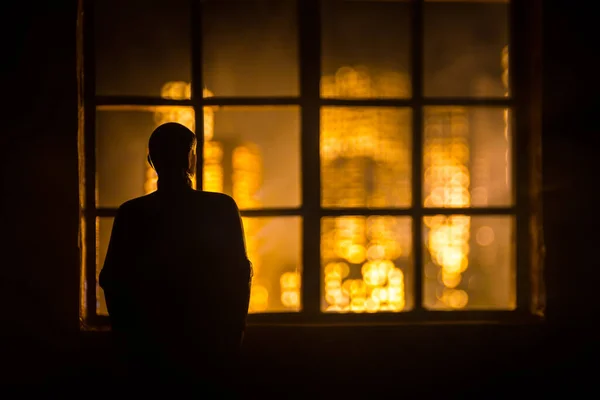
[99, 186, 252, 380]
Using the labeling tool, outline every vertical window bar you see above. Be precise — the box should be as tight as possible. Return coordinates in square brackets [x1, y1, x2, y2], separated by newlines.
[191, 0, 204, 189]
[84, 0, 98, 321]
[511, 0, 531, 312]
[411, 0, 424, 312]
[298, 0, 321, 317]
[77, 0, 86, 323]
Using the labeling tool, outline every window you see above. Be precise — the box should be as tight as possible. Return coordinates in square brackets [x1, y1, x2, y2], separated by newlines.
[79, 0, 543, 327]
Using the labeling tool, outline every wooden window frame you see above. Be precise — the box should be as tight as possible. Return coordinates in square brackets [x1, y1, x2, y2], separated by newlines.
[79, 0, 543, 329]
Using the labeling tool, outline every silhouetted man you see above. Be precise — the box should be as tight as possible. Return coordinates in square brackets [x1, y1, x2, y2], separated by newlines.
[99, 122, 252, 388]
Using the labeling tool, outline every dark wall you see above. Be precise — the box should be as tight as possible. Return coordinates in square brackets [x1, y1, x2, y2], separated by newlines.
[541, 3, 597, 324]
[1, 1, 597, 394]
[1, 2, 80, 382]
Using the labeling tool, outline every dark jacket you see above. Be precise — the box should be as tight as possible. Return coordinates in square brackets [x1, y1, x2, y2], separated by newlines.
[99, 184, 252, 376]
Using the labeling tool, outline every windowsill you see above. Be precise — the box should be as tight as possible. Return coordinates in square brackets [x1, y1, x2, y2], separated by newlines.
[81, 309, 544, 332]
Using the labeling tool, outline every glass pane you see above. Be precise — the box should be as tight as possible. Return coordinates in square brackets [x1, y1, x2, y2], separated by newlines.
[97, 217, 113, 316]
[423, 107, 512, 207]
[424, 0, 509, 97]
[207, 106, 301, 208]
[246, 217, 302, 313]
[423, 215, 515, 310]
[321, 0, 411, 98]
[321, 217, 413, 312]
[95, 0, 190, 97]
[202, 0, 299, 97]
[96, 107, 196, 208]
[321, 107, 412, 208]
[97, 217, 302, 315]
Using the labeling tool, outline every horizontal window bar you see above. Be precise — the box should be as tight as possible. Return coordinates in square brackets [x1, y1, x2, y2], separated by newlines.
[96, 96, 193, 107]
[320, 208, 413, 216]
[95, 207, 303, 218]
[96, 105, 298, 113]
[203, 97, 301, 106]
[88, 310, 541, 330]
[422, 207, 515, 215]
[94, 207, 514, 218]
[96, 96, 514, 109]
[96, 105, 185, 112]
[321, 97, 512, 107]
[96, 96, 301, 108]
[247, 310, 539, 326]
[241, 208, 302, 217]
[319, 207, 515, 216]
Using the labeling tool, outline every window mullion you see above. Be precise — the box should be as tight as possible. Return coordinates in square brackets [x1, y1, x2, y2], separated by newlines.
[299, 0, 322, 318]
[83, 0, 98, 322]
[411, 0, 425, 312]
[191, 0, 204, 190]
[511, 0, 533, 312]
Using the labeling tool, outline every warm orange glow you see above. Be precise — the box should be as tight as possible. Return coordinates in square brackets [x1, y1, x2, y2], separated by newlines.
[423, 46, 513, 310]
[148, 82, 218, 192]
[321, 66, 412, 313]
[232, 144, 267, 313]
[101, 54, 513, 315]
[92, 0, 519, 319]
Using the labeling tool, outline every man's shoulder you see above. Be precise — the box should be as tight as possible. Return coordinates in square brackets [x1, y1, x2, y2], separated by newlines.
[192, 190, 238, 209]
[117, 192, 158, 214]
[117, 190, 239, 215]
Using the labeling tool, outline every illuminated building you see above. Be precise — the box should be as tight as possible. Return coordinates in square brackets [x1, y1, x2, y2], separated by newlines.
[321, 66, 412, 313]
[423, 107, 471, 309]
[423, 46, 514, 309]
[232, 143, 266, 312]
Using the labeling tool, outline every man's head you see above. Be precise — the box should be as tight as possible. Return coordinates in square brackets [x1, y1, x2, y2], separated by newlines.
[148, 122, 197, 179]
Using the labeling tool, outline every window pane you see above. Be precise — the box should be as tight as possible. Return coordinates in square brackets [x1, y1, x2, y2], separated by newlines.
[424, 0, 509, 97]
[207, 106, 301, 208]
[423, 107, 512, 207]
[321, 107, 412, 208]
[97, 105, 300, 209]
[97, 217, 113, 316]
[321, 0, 411, 98]
[246, 217, 302, 313]
[95, 0, 190, 97]
[202, 0, 299, 97]
[423, 215, 515, 310]
[96, 106, 196, 208]
[97, 217, 303, 315]
[321, 217, 413, 312]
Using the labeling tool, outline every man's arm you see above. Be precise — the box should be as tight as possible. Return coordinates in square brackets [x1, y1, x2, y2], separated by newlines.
[98, 205, 131, 332]
[222, 196, 253, 333]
